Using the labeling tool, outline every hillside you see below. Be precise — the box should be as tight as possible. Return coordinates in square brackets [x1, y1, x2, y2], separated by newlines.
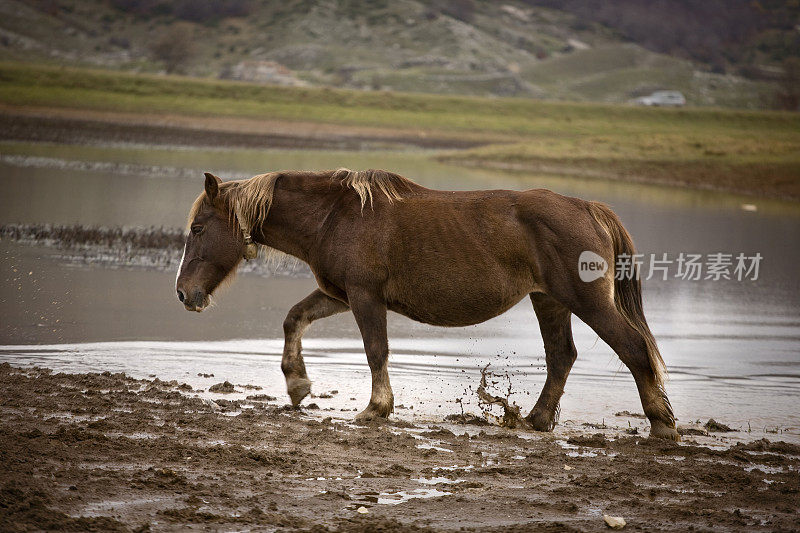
[1, 0, 795, 109]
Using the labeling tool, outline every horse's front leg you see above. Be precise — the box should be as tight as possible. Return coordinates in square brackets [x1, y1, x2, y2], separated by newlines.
[348, 288, 393, 421]
[282, 289, 349, 406]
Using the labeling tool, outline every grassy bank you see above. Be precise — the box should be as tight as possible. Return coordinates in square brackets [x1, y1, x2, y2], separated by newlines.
[443, 133, 800, 200]
[2, 62, 799, 199]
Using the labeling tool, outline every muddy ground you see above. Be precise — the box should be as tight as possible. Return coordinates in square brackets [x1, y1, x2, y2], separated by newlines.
[1, 363, 798, 532]
[0, 107, 483, 151]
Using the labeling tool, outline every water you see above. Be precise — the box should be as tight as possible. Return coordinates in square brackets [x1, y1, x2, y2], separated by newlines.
[1, 141, 799, 441]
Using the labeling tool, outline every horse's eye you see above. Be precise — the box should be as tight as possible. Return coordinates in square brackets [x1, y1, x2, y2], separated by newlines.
[191, 225, 203, 235]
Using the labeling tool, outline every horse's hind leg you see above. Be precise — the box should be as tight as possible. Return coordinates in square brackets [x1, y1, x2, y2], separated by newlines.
[282, 289, 349, 406]
[526, 293, 578, 432]
[577, 303, 678, 440]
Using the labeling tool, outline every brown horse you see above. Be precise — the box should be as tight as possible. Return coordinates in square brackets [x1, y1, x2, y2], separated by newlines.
[176, 169, 678, 440]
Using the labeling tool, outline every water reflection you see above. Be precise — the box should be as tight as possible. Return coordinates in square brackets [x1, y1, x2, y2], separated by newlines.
[0, 141, 798, 439]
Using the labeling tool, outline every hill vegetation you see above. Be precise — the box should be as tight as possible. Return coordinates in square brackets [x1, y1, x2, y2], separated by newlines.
[0, 0, 796, 109]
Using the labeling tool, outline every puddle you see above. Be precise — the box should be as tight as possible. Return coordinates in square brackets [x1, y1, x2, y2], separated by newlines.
[744, 464, 791, 474]
[201, 439, 229, 447]
[558, 440, 598, 458]
[746, 450, 800, 460]
[81, 496, 169, 515]
[409, 431, 455, 453]
[413, 477, 465, 485]
[480, 451, 499, 466]
[566, 450, 599, 458]
[416, 442, 454, 453]
[110, 431, 160, 440]
[433, 465, 474, 472]
[377, 488, 451, 505]
[555, 439, 617, 458]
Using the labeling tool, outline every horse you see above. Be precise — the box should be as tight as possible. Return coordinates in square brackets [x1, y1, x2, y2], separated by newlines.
[175, 169, 679, 440]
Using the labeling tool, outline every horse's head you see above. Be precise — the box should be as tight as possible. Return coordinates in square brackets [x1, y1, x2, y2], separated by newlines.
[175, 173, 247, 312]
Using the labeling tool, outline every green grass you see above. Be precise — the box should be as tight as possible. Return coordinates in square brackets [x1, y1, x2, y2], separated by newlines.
[1, 61, 798, 199]
[519, 43, 776, 108]
[2, 62, 796, 135]
[448, 136, 800, 199]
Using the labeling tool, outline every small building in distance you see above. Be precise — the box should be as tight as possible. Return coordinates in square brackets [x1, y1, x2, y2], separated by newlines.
[634, 90, 686, 106]
[223, 61, 308, 87]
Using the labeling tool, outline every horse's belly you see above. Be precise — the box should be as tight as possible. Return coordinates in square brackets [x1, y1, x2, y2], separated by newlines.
[386, 280, 533, 327]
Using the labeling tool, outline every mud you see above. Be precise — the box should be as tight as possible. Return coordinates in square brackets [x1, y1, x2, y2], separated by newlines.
[2, 363, 798, 532]
[475, 364, 530, 429]
[0, 110, 483, 151]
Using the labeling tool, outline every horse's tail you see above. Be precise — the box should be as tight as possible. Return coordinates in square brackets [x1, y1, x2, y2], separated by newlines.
[587, 202, 667, 386]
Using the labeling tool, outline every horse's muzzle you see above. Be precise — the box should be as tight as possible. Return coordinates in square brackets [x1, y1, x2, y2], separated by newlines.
[177, 287, 209, 312]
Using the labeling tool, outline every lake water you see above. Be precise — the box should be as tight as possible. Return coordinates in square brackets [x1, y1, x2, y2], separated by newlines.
[1, 141, 799, 441]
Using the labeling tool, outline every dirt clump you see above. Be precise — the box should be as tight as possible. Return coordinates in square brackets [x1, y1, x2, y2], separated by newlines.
[247, 393, 278, 401]
[208, 380, 236, 393]
[444, 412, 490, 426]
[567, 433, 608, 448]
[705, 418, 734, 432]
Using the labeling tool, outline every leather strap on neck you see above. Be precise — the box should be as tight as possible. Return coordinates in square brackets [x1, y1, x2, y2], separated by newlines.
[234, 203, 259, 261]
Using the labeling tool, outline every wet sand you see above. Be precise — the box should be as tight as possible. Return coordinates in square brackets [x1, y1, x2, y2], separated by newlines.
[2, 363, 799, 532]
[0, 106, 484, 151]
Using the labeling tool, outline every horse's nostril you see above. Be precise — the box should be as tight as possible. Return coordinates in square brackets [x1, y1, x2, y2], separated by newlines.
[177, 289, 185, 303]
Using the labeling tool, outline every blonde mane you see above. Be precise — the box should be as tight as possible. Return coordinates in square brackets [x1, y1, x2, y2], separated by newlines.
[185, 172, 279, 233]
[187, 168, 413, 233]
[226, 172, 281, 235]
[331, 168, 410, 211]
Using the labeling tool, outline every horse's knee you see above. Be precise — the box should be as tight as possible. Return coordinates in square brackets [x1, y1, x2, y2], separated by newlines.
[282, 310, 303, 337]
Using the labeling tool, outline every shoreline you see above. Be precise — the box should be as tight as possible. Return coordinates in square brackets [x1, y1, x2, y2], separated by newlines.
[1, 104, 798, 201]
[439, 158, 800, 203]
[1, 363, 799, 532]
[0, 105, 487, 152]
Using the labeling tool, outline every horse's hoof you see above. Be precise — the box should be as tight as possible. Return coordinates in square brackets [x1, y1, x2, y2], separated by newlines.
[287, 377, 311, 407]
[354, 402, 392, 423]
[649, 420, 681, 441]
[525, 409, 556, 432]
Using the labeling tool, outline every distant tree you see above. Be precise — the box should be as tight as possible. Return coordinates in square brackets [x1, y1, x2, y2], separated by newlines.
[111, 0, 252, 23]
[524, 0, 767, 72]
[776, 57, 800, 111]
[438, 0, 476, 23]
[150, 24, 196, 74]
[110, 0, 170, 17]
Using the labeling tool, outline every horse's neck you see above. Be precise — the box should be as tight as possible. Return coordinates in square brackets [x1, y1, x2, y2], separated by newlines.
[255, 177, 334, 262]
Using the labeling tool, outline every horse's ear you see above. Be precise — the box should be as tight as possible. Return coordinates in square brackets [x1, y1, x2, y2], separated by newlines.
[204, 172, 221, 200]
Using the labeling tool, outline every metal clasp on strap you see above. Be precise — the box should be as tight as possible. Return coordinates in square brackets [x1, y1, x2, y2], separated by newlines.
[242, 233, 258, 261]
